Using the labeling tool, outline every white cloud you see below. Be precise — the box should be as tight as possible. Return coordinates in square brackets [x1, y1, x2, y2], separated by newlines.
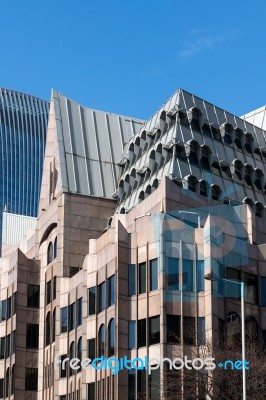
[178, 29, 238, 58]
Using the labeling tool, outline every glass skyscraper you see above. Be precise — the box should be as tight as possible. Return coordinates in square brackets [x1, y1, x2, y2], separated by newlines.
[0, 88, 49, 247]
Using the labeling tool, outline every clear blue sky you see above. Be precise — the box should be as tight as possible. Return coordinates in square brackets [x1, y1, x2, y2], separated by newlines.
[1, 0, 266, 120]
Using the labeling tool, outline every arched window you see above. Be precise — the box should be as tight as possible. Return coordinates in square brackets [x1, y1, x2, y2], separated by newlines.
[47, 242, 53, 264]
[11, 364, 15, 395]
[54, 237, 57, 259]
[5, 367, 9, 398]
[69, 342, 75, 376]
[52, 309, 56, 342]
[46, 312, 51, 346]
[108, 319, 115, 357]
[98, 324, 105, 358]
[77, 337, 82, 372]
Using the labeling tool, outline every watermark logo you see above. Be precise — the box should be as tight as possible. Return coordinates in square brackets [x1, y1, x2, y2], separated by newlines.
[54, 354, 249, 375]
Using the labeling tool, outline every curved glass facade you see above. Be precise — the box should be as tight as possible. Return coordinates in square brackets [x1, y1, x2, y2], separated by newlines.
[0, 88, 49, 246]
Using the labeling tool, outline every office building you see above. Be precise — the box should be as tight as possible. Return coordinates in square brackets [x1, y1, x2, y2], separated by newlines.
[0, 88, 49, 251]
[0, 88, 266, 399]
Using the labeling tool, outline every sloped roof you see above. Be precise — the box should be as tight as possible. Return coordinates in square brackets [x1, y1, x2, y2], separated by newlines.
[242, 105, 266, 130]
[52, 90, 145, 198]
[116, 89, 266, 213]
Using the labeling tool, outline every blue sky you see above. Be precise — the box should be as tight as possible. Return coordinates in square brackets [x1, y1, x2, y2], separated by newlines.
[1, 0, 266, 120]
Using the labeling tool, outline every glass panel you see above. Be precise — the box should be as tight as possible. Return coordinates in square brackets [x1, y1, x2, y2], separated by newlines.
[149, 316, 160, 345]
[128, 321, 136, 350]
[108, 276, 115, 307]
[197, 317, 205, 346]
[98, 325, 105, 357]
[88, 287, 96, 315]
[166, 315, 180, 343]
[244, 273, 258, 304]
[88, 339, 95, 360]
[108, 319, 115, 356]
[167, 257, 179, 289]
[61, 307, 68, 333]
[137, 370, 146, 398]
[128, 264, 136, 296]
[261, 277, 266, 306]
[1, 300, 6, 321]
[87, 383, 95, 399]
[182, 259, 193, 292]
[98, 282, 106, 312]
[139, 263, 146, 294]
[27, 285, 40, 308]
[128, 370, 136, 400]
[138, 319, 146, 348]
[196, 260, 204, 291]
[150, 259, 158, 291]
[149, 368, 160, 400]
[46, 281, 51, 305]
[68, 303, 76, 331]
[183, 317, 196, 345]
[26, 324, 39, 348]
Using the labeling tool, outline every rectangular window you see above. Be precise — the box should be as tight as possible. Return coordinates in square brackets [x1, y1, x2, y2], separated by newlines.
[27, 284, 40, 308]
[244, 273, 258, 304]
[167, 257, 179, 289]
[262, 330, 266, 348]
[88, 287, 96, 315]
[60, 354, 67, 378]
[87, 383, 95, 399]
[87, 339, 95, 360]
[128, 370, 136, 400]
[0, 379, 3, 399]
[183, 317, 196, 345]
[128, 264, 136, 296]
[128, 321, 136, 349]
[98, 282, 106, 313]
[225, 268, 241, 299]
[149, 367, 160, 400]
[197, 317, 205, 346]
[182, 259, 193, 292]
[1, 300, 6, 321]
[150, 259, 158, 291]
[261, 277, 266, 306]
[149, 316, 160, 345]
[138, 370, 146, 397]
[108, 275, 115, 307]
[69, 303, 76, 331]
[53, 276, 57, 300]
[11, 331, 16, 355]
[60, 307, 68, 333]
[7, 297, 11, 319]
[138, 319, 146, 348]
[25, 368, 38, 391]
[12, 292, 17, 316]
[26, 324, 39, 349]
[218, 318, 225, 347]
[46, 280, 51, 305]
[139, 263, 146, 294]
[196, 260, 204, 291]
[5, 334, 10, 358]
[167, 315, 180, 343]
[77, 298, 82, 326]
[0, 338, 5, 359]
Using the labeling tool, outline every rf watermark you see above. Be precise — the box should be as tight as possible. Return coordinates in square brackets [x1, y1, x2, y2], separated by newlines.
[54, 354, 250, 375]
